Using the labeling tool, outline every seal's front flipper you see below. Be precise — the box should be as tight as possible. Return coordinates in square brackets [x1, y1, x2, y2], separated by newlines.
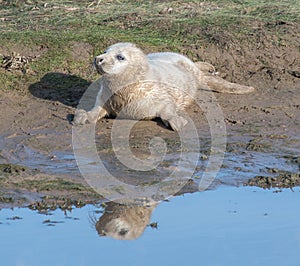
[73, 109, 89, 125]
[73, 107, 107, 125]
[160, 114, 188, 131]
[168, 116, 188, 131]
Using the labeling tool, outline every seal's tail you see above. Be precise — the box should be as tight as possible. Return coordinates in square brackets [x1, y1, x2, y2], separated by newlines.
[195, 61, 255, 94]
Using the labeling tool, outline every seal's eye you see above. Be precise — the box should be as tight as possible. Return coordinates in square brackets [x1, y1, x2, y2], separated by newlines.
[116, 54, 125, 61]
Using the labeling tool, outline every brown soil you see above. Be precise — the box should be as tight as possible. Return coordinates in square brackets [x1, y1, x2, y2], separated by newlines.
[0, 23, 299, 208]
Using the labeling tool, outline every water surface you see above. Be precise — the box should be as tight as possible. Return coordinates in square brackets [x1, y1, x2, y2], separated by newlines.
[1, 186, 299, 266]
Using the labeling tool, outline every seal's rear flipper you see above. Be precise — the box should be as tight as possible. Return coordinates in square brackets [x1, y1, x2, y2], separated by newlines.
[203, 74, 255, 94]
[195, 61, 255, 94]
[194, 61, 216, 74]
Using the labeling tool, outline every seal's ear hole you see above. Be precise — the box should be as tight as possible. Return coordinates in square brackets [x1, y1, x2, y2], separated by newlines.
[116, 54, 126, 61]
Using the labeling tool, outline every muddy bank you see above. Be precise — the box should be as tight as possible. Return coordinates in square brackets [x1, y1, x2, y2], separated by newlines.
[0, 162, 101, 209]
[0, 21, 299, 208]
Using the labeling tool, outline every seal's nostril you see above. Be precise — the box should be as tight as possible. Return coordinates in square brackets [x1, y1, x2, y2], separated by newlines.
[95, 57, 104, 65]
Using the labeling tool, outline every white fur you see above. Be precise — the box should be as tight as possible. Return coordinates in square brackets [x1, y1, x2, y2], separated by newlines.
[73, 42, 254, 130]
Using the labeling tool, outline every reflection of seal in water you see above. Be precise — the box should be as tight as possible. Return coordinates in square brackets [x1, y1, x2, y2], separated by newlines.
[73, 42, 254, 130]
[94, 202, 156, 240]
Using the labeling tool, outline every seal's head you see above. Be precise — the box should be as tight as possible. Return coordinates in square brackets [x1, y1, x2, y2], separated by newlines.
[94, 42, 149, 77]
[94, 202, 156, 240]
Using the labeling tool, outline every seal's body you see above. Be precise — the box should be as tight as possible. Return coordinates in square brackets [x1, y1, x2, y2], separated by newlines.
[73, 43, 254, 130]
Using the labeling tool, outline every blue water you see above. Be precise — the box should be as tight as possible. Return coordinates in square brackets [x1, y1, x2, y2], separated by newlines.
[1, 186, 300, 266]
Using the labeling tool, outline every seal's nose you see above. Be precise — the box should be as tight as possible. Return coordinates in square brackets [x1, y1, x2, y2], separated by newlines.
[95, 56, 104, 65]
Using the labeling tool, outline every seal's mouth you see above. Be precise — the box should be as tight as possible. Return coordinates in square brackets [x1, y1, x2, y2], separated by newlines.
[94, 59, 106, 75]
[96, 66, 106, 75]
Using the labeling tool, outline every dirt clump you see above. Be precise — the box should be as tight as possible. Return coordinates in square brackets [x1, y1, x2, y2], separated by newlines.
[245, 172, 300, 189]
